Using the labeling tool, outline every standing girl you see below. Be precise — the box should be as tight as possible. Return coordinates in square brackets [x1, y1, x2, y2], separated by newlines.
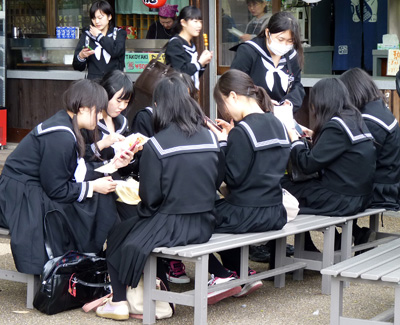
[0, 79, 133, 275]
[240, 0, 271, 42]
[340, 68, 400, 211]
[73, 0, 126, 80]
[96, 76, 224, 321]
[165, 6, 213, 89]
[231, 11, 305, 112]
[206, 69, 290, 302]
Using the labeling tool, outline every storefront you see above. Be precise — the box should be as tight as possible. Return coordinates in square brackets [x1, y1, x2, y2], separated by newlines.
[4, 0, 400, 142]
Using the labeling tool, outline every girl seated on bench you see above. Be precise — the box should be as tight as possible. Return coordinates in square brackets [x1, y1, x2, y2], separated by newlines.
[205, 69, 290, 303]
[0, 79, 135, 275]
[278, 78, 376, 250]
[96, 75, 224, 321]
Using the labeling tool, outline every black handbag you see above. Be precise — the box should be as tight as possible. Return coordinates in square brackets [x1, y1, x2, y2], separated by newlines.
[33, 250, 111, 315]
[287, 138, 320, 182]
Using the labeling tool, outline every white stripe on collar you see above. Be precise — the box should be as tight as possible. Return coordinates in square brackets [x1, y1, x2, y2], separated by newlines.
[150, 129, 219, 156]
[98, 117, 127, 134]
[332, 117, 373, 141]
[37, 124, 76, 141]
[239, 121, 290, 147]
[362, 114, 397, 132]
[145, 106, 154, 114]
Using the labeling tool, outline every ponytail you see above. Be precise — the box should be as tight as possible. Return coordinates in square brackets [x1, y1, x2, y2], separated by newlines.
[71, 114, 86, 158]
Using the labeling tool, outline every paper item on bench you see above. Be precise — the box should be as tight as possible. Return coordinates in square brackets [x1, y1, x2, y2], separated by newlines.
[227, 27, 244, 38]
[115, 178, 141, 205]
[112, 133, 149, 152]
[273, 105, 295, 129]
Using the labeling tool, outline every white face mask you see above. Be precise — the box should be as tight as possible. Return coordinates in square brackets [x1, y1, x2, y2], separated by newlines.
[268, 33, 293, 57]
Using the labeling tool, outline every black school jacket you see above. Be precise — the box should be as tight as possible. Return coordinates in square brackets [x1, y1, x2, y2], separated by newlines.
[73, 27, 127, 80]
[231, 37, 305, 112]
[137, 124, 224, 217]
[361, 99, 400, 183]
[291, 114, 376, 196]
[221, 112, 291, 207]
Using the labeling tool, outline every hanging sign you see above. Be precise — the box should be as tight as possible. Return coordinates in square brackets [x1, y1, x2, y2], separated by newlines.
[387, 49, 400, 76]
[142, 0, 167, 9]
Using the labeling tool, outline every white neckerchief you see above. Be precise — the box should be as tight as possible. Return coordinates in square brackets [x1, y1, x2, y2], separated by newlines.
[94, 42, 111, 63]
[261, 57, 288, 92]
[74, 157, 87, 183]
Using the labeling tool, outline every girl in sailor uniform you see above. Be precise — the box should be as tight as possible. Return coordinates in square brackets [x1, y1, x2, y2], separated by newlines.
[73, 0, 126, 80]
[279, 78, 376, 250]
[96, 76, 224, 320]
[0, 79, 135, 275]
[205, 69, 290, 302]
[82, 70, 134, 180]
[340, 68, 400, 211]
[165, 6, 213, 89]
[231, 11, 305, 112]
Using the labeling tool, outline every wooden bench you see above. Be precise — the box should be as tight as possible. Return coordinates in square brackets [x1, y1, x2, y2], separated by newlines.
[0, 227, 40, 309]
[321, 237, 400, 325]
[142, 214, 347, 325]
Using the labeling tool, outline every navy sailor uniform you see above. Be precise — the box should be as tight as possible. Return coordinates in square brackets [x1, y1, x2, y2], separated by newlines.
[165, 35, 206, 89]
[215, 112, 290, 233]
[73, 26, 126, 80]
[361, 99, 400, 210]
[282, 113, 376, 216]
[106, 124, 224, 287]
[230, 36, 305, 112]
[0, 110, 119, 274]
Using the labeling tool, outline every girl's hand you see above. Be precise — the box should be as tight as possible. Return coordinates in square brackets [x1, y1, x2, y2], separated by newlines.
[79, 47, 95, 59]
[299, 124, 314, 138]
[89, 25, 101, 38]
[240, 34, 253, 42]
[98, 133, 125, 150]
[112, 149, 136, 169]
[198, 50, 213, 67]
[92, 176, 117, 194]
[216, 118, 234, 133]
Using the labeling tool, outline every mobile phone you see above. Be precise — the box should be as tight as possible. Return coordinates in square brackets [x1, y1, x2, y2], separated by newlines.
[294, 121, 306, 137]
[205, 116, 222, 132]
[82, 45, 94, 51]
[120, 139, 140, 158]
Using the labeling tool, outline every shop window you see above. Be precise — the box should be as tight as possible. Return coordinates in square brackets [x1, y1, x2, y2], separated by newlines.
[116, 14, 157, 39]
[7, 0, 47, 35]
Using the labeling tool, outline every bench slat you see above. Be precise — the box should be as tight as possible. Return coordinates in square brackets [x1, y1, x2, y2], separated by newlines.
[328, 208, 386, 221]
[321, 238, 400, 277]
[361, 256, 400, 281]
[381, 268, 400, 283]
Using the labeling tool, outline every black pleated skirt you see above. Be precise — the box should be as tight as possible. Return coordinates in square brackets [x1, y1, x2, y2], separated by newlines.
[368, 182, 400, 211]
[106, 212, 216, 288]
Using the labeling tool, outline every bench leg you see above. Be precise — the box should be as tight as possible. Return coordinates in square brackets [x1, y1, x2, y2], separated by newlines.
[26, 275, 40, 309]
[194, 254, 209, 325]
[369, 213, 380, 233]
[395, 286, 400, 325]
[274, 237, 286, 288]
[330, 278, 343, 325]
[293, 233, 305, 281]
[322, 225, 335, 295]
[143, 255, 157, 325]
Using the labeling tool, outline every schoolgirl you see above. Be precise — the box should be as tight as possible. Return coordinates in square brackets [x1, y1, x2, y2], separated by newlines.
[0, 79, 134, 275]
[240, 0, 271, 42]
[95, 76, 224, 321]
[165, 6, 213, 89]
[205, 69, 290, 303]
[340, 68, 400, 211]
[73, 0, 126, 80]
[279, 78, 376, 249]
[231, 11, 305, 112]
[82, 70, 134, 179]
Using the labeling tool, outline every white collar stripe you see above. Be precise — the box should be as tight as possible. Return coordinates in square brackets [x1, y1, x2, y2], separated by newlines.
[362, 114, 397, 131]
[145, 106, 153, 114]
[239, 121, 290, 147]
[332, 117, 373, 141]
[78, 182, 86, 202]
[37, 124, 76, 141]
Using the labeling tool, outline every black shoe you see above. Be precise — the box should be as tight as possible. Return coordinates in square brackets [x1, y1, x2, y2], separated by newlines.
[354, 227, 376, 255]
[249, 244, 271, 263]
[286, 244, 295, 257]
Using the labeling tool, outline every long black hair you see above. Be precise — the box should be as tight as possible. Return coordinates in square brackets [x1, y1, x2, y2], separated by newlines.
[172, 5, 202, 35]
[259, 11, 303, 68]
[152, 76, 205, 136]
[63, 79, 108, 157]
[90, 0, 114, 29]
[100, 70, 133, 103]
[310, 78, 364, 144]
[214, 69, 273, 121]
[339, 67, 385, 110]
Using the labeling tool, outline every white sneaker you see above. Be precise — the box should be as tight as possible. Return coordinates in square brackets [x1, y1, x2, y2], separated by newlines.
[233, 280, 263, 298]
[207, 274, 241, 305]
[96, 298, 129, 321]
[165, 260, 190, 284]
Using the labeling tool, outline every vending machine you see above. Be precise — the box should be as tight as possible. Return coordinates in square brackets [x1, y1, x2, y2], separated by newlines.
[0, 0, 5, 149]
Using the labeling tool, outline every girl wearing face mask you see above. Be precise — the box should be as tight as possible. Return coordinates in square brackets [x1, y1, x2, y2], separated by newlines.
[73, 0, 127, 80]
[231, 11, 305, 113]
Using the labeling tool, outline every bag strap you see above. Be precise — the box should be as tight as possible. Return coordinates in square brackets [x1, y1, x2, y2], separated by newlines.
[82, 293, 113, 312]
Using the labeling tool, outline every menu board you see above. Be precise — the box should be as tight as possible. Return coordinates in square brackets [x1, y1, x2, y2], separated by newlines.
[386, 49, 400, 76]
[125, 52, 165, 73]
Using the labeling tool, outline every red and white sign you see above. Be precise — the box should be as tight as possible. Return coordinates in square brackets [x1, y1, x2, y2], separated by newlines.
[142, 0, 167, 9]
